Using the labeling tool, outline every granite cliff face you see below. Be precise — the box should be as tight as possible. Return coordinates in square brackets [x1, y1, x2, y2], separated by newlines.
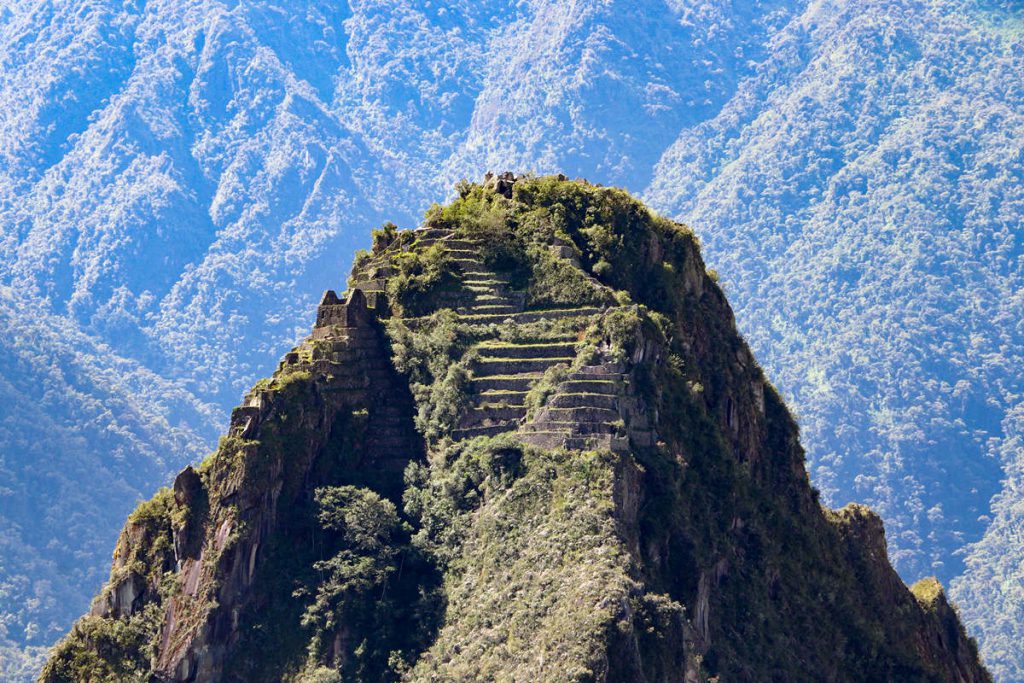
[41, 175, 989, 682]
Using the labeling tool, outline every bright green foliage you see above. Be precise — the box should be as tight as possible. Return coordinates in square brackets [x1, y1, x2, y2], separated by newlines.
[39, 605, 163, 683]
[387, 311, 466, 387]
[387, 312, 475, 443]
[911, 577, 946, 610]
[315, 486, 403, 550]
[371, 222, 399, 253]
[524, 242, 613, 308]
[523, 363, 570, 420]
[298, 487, 405, 680]
[415, 361, 471, 442]
[385, 244, 457, 316]
[295, 667, 342, 683]
[405, 441, 659, 681]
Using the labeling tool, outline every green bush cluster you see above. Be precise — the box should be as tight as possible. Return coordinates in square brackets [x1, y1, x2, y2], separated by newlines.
[524, 243, 613, 308]
[387, 311, 466, 387]
[39, 605, 163, 683]
[387, 312, 476, 443]
[385, 244, 457, 316]
[523, 363, 570, 420]
[296, 486, 406, 680]
[402, 435, 673, 680]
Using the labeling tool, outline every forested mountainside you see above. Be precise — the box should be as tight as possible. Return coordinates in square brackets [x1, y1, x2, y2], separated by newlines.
[1, 1, 1021, 679]
[42, 176, 989, 683]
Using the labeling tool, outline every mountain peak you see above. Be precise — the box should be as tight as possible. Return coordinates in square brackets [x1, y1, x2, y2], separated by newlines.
[41, 175, 989, 682]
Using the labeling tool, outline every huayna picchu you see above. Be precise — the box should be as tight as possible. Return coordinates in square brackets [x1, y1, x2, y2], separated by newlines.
[41, 174, 990, 682]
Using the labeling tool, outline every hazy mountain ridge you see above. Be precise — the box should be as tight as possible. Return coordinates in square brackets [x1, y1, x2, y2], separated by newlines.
[1, 0, 1022, 679]
[644, 6, 1024, 677]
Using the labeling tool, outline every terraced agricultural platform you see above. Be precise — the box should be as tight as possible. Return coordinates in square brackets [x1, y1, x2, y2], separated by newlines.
[341, 226, 657, 453]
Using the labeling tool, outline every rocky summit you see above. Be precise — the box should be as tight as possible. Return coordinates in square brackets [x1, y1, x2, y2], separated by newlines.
[41, 175, 989, 682]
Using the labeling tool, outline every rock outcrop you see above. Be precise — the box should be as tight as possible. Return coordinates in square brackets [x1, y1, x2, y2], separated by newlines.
[41, 175, 990, 683]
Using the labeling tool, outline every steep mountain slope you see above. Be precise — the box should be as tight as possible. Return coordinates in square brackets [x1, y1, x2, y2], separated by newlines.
[642, 3, 1024, 677]
[1, 1, 1022, 678]
[0, 1, 390, 663]
[42, 176, 989, 682]
[648, 0, 1024, 578]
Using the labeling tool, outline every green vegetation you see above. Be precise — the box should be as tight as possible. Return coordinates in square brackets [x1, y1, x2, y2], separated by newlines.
[371, 222, 399, 253]
[402, 435, 686, 680]
[45, 175, 989, 683]
[387, 311, 468, 387]
[385, 244, 458, 317]
[387, 312, 476, 443]
[911, 577, 946, 609]
[296, 487, 407, 681]
[39, 605, 163, 683]
[523, 363, 570, 420]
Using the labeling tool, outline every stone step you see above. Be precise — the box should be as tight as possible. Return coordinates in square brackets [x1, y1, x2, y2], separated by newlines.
[474, 357, 574, 375]
[536, 406, 621, 422]
[451, 306, 603, 326]
[457, 267, 496, 277]
[452, 423, 518, 441]
[463, 276, 511, 287]
[469, 299, 518, 310]
[470, 374, 542, 392]
[514, 332, 583, 345]
[470, 293, 516, 304]
[412, 238, 442, 249]
[459, 405, 527, 427]
[515, 431, 568, 450]
[468, 305, 522, 315]
[571, 364, 628, 377]
[520, 420, 620, 435]
[547, 393, 620, 410]
[446, 240, 482, 250]
[446, 248, 482, 258]
[559, 379, 623, 395]
[415, 228, 455, 240]
[463, 284, 513, 295]
[403, 306, 602, 329]
[476, 390, 529, 403]
[475, 342, 577, 359]
[465, 283, 507, 294]
[464, 287, 511, 299]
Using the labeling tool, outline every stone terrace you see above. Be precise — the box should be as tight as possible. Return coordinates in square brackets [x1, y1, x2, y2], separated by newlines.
[344, 226, 657, 453]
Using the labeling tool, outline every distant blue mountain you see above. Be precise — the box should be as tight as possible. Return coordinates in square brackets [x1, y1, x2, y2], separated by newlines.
[0, 1, 1021, 679]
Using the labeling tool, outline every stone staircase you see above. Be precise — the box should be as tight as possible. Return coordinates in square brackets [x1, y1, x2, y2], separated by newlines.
[348, 227, 527, 317]
[517, 364, 656, 452]
[444, 239, 525, 317]
[345, 225, 657, 453]
[452, 337, 578, 441]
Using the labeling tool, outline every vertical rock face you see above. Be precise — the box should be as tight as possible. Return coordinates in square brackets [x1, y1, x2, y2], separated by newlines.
[41, 175, 989, 682]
